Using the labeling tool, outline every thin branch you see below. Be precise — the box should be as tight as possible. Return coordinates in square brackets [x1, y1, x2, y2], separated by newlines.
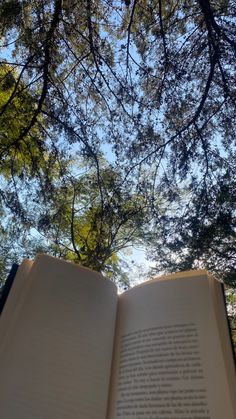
[158, 0, 168, 63]
[10, 0, 62, 145]
[126, 0, 138, 74]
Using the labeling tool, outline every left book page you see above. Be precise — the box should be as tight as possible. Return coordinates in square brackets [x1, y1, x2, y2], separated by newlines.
[0, 255, 118, 419]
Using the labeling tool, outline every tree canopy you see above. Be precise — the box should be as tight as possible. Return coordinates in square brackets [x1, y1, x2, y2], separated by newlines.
[0, 0, 235, 287]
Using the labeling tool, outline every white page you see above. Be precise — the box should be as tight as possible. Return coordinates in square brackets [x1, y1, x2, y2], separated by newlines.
[0, 255, 118, 419]
[108, 275, 236, 419]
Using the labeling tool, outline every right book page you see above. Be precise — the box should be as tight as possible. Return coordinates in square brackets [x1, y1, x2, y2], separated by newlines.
[107, 272, 236, 419]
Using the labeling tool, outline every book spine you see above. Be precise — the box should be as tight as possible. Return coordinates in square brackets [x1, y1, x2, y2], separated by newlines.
[0, 264, 19, 315]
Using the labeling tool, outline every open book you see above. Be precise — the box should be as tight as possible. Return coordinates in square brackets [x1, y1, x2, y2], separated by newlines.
[0, 254, 235, 419]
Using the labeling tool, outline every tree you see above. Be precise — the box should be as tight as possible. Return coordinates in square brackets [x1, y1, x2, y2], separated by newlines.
[0, 1, 235, 285]
[0, 157, 147, 287]
[35, 163, 146, 277]
[1, 1, 235, 169]
[145, 169, 236, 286]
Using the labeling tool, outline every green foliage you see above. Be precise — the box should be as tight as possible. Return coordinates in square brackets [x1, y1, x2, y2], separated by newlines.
[145, 168, 236, 287]
[33, 163, 147, 282]
[0, 64, 48, 177]
[0, 0, 22, 35]
[0, 0, 235, 287]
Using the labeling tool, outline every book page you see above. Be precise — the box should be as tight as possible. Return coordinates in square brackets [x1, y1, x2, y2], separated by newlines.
[107, 274, 236, 419]
[0, 255, 118, 419]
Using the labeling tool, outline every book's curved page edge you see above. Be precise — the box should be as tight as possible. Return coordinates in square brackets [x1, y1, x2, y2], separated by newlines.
[122, 269, 212, 296]
[34, 253, 117, 291]
[0, 259, 33, 349]
[208, 275, 236, 416]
